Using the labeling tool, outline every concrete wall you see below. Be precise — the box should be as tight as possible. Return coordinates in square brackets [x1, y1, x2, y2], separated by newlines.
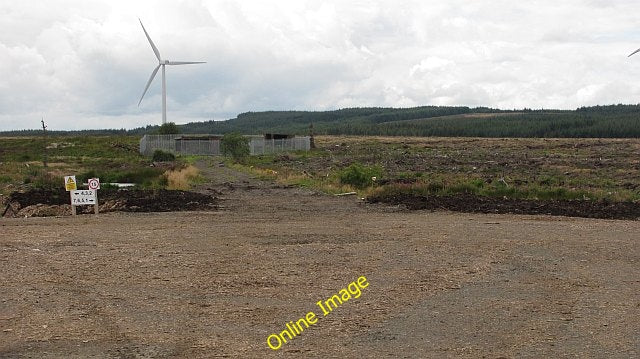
[140, 135, 311, 156]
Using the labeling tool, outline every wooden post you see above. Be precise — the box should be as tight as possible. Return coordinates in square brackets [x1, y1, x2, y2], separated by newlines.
[94, 195, 99, 215]
[41, 118, 48, 168]
[70, 192, 76, 216]
[309, 122, 315, 149]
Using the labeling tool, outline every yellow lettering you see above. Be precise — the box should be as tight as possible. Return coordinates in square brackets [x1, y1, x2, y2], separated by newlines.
[296, 317, 309, 330]
[325, 295, 342, 311]
[267, 334, 282, 350]
[339, 288, 351, 302]
[286, 322, 297, 336]
[279, 328, 292, 342]
[306, 311, 317, 324]
[267, 275, 369, 349]
[348, 282, 361, 298]
[357, 276, 369, 289]
[316, 300, 329, 316]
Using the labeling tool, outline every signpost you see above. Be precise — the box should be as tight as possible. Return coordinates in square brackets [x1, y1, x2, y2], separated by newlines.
[65, 176, 99, 215]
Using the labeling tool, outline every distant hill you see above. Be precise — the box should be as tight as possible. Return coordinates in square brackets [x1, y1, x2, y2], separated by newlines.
[3, 104, 640, 138]
[158, 104, 640, 138]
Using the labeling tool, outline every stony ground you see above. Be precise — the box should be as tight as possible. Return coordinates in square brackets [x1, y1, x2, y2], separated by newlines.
[0, 159, 638, 358]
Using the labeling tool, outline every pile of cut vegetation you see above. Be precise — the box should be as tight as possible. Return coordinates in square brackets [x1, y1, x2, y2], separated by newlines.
[2, 188, 219, 217]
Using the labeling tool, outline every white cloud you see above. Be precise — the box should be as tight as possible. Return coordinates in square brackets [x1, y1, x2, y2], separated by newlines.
[2, 0, 640, 130]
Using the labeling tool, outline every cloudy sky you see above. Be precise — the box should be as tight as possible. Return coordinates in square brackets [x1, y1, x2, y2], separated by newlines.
[2, 0, 640, 131]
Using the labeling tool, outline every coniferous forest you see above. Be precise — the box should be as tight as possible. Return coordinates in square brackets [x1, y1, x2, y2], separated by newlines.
[3, 104, 640, 138]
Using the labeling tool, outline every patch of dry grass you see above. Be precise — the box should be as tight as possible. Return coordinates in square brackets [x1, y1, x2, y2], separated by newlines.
[165, 165, 200, 190]
[231, 162, 366, 195]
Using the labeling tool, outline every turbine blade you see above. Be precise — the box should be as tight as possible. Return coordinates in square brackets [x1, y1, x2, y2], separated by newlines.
[629, 48, 640, 57]
[138, 64, 161, 106]
[139, 19, 162, 61]
[166, 61, 206, 65]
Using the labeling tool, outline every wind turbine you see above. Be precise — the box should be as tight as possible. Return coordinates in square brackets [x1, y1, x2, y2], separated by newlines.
[138, 19, 205, 124]
[629, 47, 640, 57]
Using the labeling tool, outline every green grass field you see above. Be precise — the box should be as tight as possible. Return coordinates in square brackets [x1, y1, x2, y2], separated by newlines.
[0, 136, 167, 195]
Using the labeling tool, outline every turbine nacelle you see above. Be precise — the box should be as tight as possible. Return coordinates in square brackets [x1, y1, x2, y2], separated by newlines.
[137, 19, 205, 124]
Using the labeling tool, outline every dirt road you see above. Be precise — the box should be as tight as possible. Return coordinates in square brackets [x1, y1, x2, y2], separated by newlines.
[1, 160, 639, 358]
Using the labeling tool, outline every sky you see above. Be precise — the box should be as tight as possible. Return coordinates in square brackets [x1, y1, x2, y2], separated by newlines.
[2, 0, 640, 131]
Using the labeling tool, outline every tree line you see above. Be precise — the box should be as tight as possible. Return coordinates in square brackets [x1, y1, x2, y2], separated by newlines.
[2, 104, 640, 138]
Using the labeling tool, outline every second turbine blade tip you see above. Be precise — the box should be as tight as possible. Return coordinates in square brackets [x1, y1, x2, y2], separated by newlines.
[139, 64, 161, 106]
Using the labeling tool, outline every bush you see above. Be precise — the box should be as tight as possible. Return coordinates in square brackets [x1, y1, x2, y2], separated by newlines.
[338, 163, 382, 189]
[221, 133, 250, 161]
[427, 181, 444, 193]
[31, 172, 59, 190]
[152, 150, 176, 162]
[448, 182, 480, 195]
[111, 168, 164, 184]
[157, 122, 181, 135]
[77, 170, 98, 183]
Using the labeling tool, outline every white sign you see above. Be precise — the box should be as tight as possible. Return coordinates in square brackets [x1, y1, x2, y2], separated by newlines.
[70, 190, 97, 205]
[88, 178, 100, 190]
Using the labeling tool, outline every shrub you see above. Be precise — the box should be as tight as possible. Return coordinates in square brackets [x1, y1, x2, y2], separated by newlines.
[152, 149, 176, 162]
[470, 178, 485, 189]
[77, 170, 98, 183]
[157, 122, 181, 135]
[113, 168, 164, 184]
[31, 172, 59, 190]
[221, 133, 250, 161]
[338, 163, 382, 189]
[156, 174, 169, 188]
[427, 181, 444, 193]
[448, 182, 480, 195]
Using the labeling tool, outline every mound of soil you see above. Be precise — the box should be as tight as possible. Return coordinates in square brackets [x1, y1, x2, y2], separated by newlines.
[3, 188, 219, 217]
[368, 193, 640, 220]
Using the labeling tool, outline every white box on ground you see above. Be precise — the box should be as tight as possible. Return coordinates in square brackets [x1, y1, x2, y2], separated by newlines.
[71, 190, 97, 205]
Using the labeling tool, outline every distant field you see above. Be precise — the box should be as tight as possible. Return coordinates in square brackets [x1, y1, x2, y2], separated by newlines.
[379, 111, 527, 125]
[236, 135, 640, 205]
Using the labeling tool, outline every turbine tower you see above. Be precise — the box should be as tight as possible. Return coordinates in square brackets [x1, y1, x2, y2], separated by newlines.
[138, 19, 205, 124]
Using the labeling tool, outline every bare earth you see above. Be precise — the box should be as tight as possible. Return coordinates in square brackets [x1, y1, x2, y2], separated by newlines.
[1, 160, 639, 358]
